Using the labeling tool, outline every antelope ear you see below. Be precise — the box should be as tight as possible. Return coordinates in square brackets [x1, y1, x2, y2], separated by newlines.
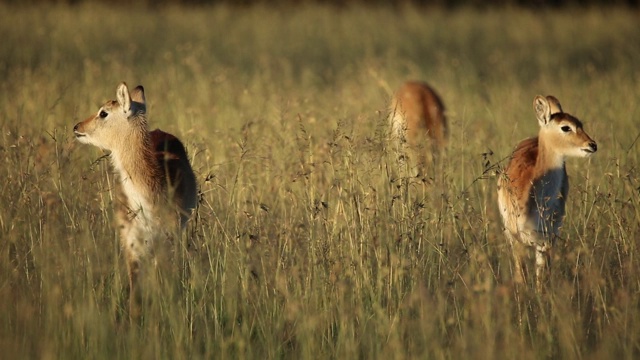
[545, 95, 563, 115]
[130, 85, 146, 114]
[533, 95, 551, 126]
[116, 82, 131, 113]
[130, 85, 145, 104]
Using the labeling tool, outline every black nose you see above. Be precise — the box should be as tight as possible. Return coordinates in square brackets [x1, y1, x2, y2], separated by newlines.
[589, 142, 597, 152]
[73, 124, 79, 132]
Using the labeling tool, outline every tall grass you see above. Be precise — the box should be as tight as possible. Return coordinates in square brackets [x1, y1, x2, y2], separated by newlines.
[0, 3, 639, 358]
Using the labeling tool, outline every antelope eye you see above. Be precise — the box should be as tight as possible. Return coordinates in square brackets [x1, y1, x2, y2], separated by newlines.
[561, 126, 571, 132]
[99, 110, 108, 118]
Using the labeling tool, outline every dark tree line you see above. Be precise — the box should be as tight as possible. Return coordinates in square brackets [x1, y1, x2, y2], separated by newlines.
[4, 0, 639, 7]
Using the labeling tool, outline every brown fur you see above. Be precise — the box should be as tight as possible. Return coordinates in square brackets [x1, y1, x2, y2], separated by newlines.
[497, 95, 597, 291]
[389, 81, 447, 152]
[74, 82, 197, 319]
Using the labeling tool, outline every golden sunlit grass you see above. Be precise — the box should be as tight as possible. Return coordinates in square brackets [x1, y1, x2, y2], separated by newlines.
[0, 3, 639, 358]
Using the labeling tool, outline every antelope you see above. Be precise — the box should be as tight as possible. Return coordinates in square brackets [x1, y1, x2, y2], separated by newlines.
[388, 81, 447, 171]
[497, 95, 597, 291]
[74, 82, 197, 318]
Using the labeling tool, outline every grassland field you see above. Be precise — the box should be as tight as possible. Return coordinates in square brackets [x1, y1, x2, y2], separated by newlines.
[0, 3, 639, 359]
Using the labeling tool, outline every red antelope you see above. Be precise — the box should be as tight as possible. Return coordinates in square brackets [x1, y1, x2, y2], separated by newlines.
[389, 81, 447, 170]
[74, 82, 197, 318]
[497, 95, 597, 291]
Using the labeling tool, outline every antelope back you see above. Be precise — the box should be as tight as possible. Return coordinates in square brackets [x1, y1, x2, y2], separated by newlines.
[389, 81, 447, 149]
[151, 129, 198, 225]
